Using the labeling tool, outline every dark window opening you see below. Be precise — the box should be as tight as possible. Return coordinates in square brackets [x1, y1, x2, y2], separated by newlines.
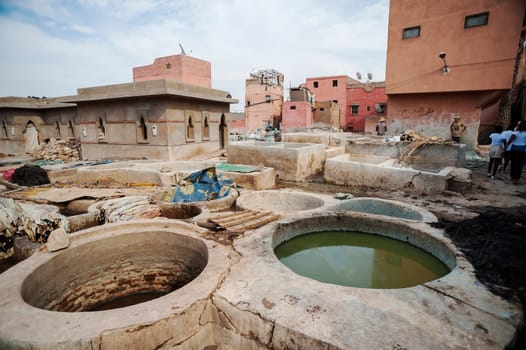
[375, 103, 387, 114]
[320, 108, 325, 112]
[351, 105, 359, 114]
[313, 81, 319, 88]
[332, 80, 338, 87]
[265, 95, 271, 103]
[366, 106, 371, 112]
[2, 120, 8, 137]
[333, 100, 338, 104]
[465, 12, 489, 28]
[187, 116, 194, 141]
[139, 116, 147, 141]
[55, 121, 61, 137]
[203, 116, 209, 140]
[68, 120, 75, 137]
[290, 105, 296, 110]
[402, 26, 420, 39]
[247, 100, 251, 106]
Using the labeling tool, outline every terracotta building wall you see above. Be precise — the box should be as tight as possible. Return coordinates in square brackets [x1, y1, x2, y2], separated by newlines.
[245, 80, 283, 131]
[386, 0, 525, 94]
[346, 84, 388, 132]
[384, 92, 485, 147]
[133, 55, 212, 88]
[304, 76, 350, 128]
[282, 101, 313, 132]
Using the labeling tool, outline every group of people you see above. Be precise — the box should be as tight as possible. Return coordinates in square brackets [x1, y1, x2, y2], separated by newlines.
[487, 121, 526, 185]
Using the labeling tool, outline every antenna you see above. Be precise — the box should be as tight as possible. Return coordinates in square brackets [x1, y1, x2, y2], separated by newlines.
[178, 43, 186, 55]
[356, 72, 362, 80]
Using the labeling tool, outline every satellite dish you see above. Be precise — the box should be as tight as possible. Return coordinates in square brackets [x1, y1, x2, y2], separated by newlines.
[367, 73, 373, 81]
[356, 72, 362, 80]
[178, 43, 186, 55]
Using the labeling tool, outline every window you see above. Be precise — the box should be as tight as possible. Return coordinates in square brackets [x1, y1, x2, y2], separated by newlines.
[332, 80, 338, 87]
[202, 116, 209, 140]
[402, 26, 420, 39]
[313, 81, 319, 88]
[333, 100, 338, 104]
[290, 105, 296, 110]
[366, 106, 371, 112]
[320, 108, 325, 112]
[465, 12, 489, 28]
[186, 116, 194, 141]
[375, 103, 386, 114]
[247, 100, 251, 106]
[351, 105, 359, 114]
[265, 95, 271, 103]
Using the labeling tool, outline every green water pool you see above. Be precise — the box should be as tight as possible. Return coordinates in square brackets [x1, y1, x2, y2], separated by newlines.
[274, 231, 450, 289]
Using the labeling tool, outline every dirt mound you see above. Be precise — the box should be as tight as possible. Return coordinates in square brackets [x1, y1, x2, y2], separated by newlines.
[433, 206, 526, 349]
[11, 164, 50, 186]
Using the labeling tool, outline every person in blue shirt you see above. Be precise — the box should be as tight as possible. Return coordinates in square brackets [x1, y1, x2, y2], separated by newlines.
[504, 121, 526, 185]
[487, 125, 504, 179]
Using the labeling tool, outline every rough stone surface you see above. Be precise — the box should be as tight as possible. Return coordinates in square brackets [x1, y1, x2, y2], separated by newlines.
[45, 228, 70, 252]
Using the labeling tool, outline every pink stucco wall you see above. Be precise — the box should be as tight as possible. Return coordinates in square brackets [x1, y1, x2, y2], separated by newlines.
[346, 84, 388, 132]
[245, 80, 283, 131]
[304, 76, 350, 128]
[282, 101, 313, 132]
[133, 55, 211, 88]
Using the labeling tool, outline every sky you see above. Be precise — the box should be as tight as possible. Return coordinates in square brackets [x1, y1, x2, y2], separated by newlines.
[0, 0, 390, 111]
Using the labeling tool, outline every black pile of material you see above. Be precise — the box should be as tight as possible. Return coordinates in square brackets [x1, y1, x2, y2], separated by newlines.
[433, 206, 526, 350]
[11, 164, 50, 186]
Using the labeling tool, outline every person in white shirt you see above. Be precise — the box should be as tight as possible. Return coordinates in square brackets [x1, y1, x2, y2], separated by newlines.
[487, 126, 504, 179]
[499, 126, 514, 172]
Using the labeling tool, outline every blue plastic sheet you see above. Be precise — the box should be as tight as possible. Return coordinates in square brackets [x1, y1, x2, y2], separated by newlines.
[172, 167, 233, 203]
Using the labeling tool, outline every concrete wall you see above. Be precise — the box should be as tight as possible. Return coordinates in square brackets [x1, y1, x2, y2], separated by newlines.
[0, 103, 77, 156]
[77, 96, 229, 160]
[227, 141, 325, 181]
[133, 55, 212, 88]
[324, 153, 449, 194]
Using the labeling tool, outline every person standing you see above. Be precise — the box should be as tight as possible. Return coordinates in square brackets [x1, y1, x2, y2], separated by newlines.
[487, 125, 504, 179]
[376, 117, 387, 136]
[450, 115, 466, 143]
[504, 121, 526, 185]
[499, 125, 514, 173]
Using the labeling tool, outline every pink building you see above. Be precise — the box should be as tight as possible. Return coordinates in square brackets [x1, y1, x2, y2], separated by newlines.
[304, 75, 357, 129]
[282, 101, 313, 132]
[133, 54, 212, 88]
[385, 0, 526, 147]
[244, 70, 284, 131]
[347, 82, 387, 132]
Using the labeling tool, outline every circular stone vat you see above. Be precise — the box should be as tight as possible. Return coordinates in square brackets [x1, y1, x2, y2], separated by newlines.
[22, 230, 207, 312]
[275, 230, 449, 288]
[0, 220, 231, 349]
[328, 197, 437, 222]
[271, 213, 456, 288]
[236, 190, 335, 213]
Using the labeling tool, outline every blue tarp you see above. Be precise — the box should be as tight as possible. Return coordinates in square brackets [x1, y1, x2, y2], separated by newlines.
[172, 167, 233, 203]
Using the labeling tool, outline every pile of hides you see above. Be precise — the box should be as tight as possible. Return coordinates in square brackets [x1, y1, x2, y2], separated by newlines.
[400, 130, 445, 143]
[11, 164, 50, 186]
[172, 167, 234, 203]
[92, 196, 162, 223]
[31, 138, 80, 162]
[0, 198, 69, 259]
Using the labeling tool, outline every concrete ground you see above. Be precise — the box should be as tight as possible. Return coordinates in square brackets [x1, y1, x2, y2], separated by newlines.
[0, 148, 525, 349]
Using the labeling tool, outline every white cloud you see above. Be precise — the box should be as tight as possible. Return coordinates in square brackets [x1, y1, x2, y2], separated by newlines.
[0, 0, 389, 110]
